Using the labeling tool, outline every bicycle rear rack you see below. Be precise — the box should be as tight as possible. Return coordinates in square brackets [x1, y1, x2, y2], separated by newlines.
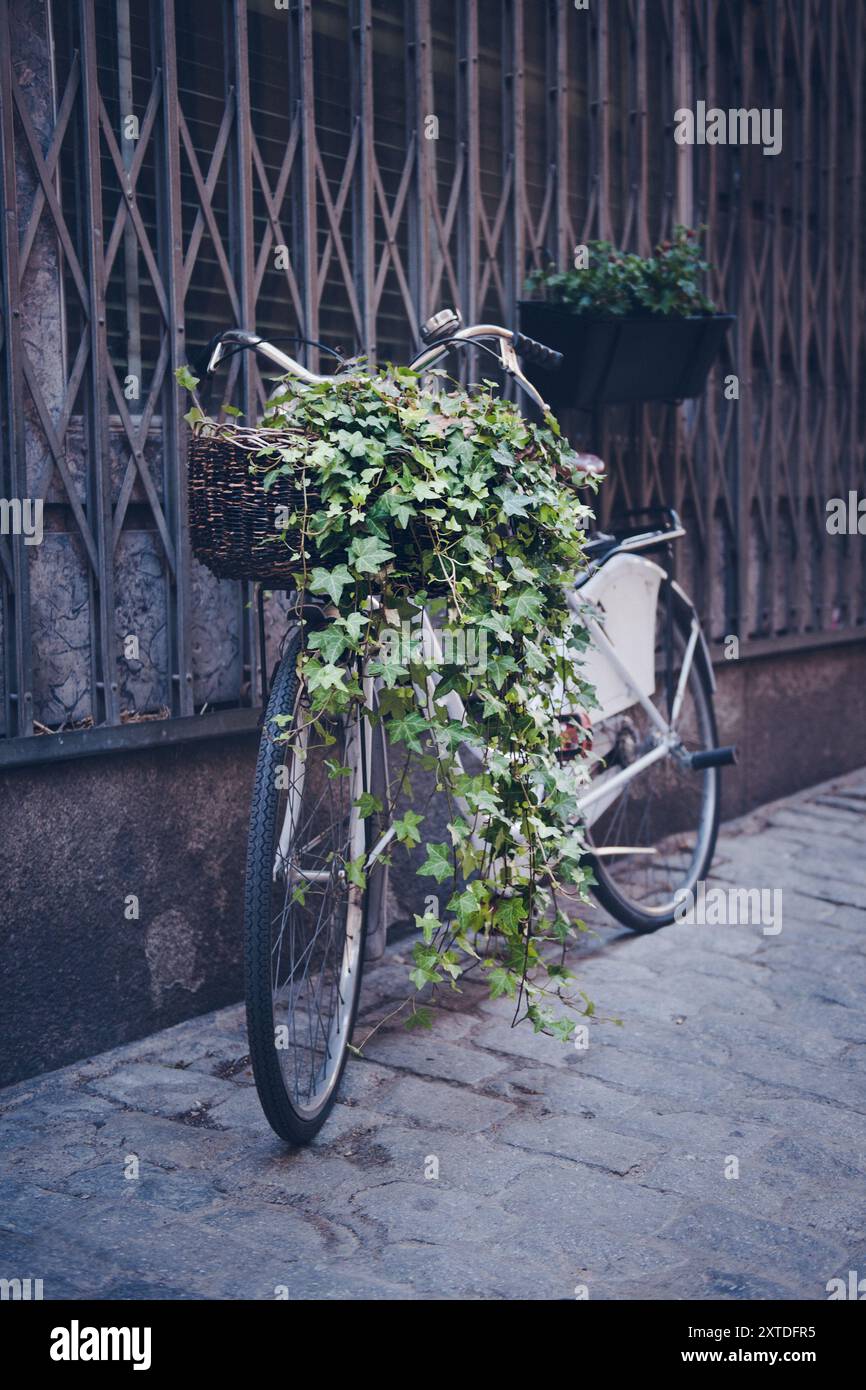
[584, 506, 685, 567]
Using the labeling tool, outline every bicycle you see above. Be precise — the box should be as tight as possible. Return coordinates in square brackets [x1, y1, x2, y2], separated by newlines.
[199, 310, 735, 1143]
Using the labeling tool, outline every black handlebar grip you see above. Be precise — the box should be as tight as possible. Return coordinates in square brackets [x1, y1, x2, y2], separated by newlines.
[512, 331, 563, 372]
[191, 332, 222, 379]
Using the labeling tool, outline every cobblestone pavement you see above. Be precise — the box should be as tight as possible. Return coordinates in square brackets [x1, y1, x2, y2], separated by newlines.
[2, 771, 865, 1300]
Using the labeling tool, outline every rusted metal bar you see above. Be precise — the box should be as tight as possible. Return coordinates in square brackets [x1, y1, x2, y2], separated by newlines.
[548, 0, 569, 265]
[852, 0, 865, 628]
[504, 0, 525, 318]
[352, 0, 376, 358]
[733, 0, 751, 641]
[79, 0, 119, 725]
[706, 0, 728, 641]
[457, 0, 479, 327]
[798, 0, 812, 632]
[290, 0, 319, 371]
[116, 0, 142, 394]
[635, 0, 649, 255]
[596, 0, 610, 241]
[231, 0, 255, 393]
[0, 0, 33, 736]
[408, 0, 433, 327]
[824, 0, 847, 628]
[157, 0, 193, 717]
[229, 0, 259, 706]
[673, 0, 693, 229]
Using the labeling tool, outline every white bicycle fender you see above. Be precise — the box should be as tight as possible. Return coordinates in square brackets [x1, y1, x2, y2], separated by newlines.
[561, 553, 666, 723]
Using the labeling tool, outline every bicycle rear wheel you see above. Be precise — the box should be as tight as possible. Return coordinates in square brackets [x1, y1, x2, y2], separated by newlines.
[244, 632, 370, 1143]
[579, 591, 720, 932]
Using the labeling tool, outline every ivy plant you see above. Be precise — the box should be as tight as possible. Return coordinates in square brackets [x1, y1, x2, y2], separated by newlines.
[186, 364, 602, 1041]
[527, 224, 716, 318]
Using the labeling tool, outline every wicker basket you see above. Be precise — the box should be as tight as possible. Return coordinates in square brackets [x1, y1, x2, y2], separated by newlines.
[187, 424, 326, 582]
[187, 422, 444, 588]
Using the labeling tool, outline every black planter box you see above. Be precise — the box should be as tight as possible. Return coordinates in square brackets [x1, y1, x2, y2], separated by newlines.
[517, 302, 735, 409]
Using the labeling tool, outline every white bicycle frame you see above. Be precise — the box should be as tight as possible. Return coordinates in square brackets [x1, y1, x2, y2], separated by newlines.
[566, 558, 701, 829]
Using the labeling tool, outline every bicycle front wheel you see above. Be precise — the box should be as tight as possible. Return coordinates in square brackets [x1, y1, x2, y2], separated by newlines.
[244, 633, 369, 1143]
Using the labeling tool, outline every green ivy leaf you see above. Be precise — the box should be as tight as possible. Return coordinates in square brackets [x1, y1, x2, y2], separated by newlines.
[175, 365, 200, 392]
[486, 966, 518, 999]
[305, 661, 348, 693]
[388, 710, 429, 753]
[505, 589, 544, 624]
[413, 910, 440, 944]
[394, 809, 424, 846]
[309, 565, 353, 604]
[306, 626, 349, 663]
[405, 1007, 434, 1031]
[349, 536, 396, 574]
[346, 854, 367, 889]
[418, 843, 453, 884]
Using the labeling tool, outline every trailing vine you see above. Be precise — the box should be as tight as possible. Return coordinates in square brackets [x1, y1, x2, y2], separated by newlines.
[184, 362, 601, 1041]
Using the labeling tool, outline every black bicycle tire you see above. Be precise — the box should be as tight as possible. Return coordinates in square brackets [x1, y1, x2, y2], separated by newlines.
[586, 602, 721, 934]
[244, 633, 369, 1143]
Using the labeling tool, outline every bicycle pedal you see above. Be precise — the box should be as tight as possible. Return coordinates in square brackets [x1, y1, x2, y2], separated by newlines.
[690, 745, 737, 770]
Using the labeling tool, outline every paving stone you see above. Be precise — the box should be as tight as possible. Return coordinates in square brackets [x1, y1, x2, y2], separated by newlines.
[602, 1107, 775, 1156]
[361, 1031, 510, 1085]
[203, 1083, 281, 1133]
[585, 1012, 736, 1069]
[608, 1265, 803, 1301]
[502, 1160, 676, 1251]
[83, 1108, 242, 1168]
[640, 1151, 789, 1218]
[659, 1204, 847, 1283]
[211, 1147, 362, 1207]
[497, 1113, 663, 1175]
[311, 1102, 397, 1146]
[373, 1237, 574, 1300]
[481, 1068, 644, 1123]
[56, 1162, 222, 1213]
[322, 1121, 542, 1196]
[348, 1179, 525, 1247]
[130, 1006, 250, 1074]
[337, 1058, 401, 1106]
[84, 1063, 239, 1118]
[717, 1050, 866, 1113]
[735, 1094, 866, 1148]
[696, 1007, 849, 1064]
[572, 1046, 739, 1108]
[783, 1185, 866, 1243]
[468, 1013, 592, 1066]
[197, 1198, 352, 1260]
[759, 1133, 866, 1182]
[383, 1073, 515, 1132]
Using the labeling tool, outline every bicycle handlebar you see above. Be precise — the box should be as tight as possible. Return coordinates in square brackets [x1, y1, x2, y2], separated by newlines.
[201, 329, 342, 385]
[199, 318, 562, 413]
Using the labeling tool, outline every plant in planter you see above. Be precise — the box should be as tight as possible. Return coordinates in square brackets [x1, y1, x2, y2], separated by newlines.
[183, 363, 603, 1041]
[520, 226, 734, 407]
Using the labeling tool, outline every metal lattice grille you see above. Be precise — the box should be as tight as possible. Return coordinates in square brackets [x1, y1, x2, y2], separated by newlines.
[1, 0, 864, 753]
